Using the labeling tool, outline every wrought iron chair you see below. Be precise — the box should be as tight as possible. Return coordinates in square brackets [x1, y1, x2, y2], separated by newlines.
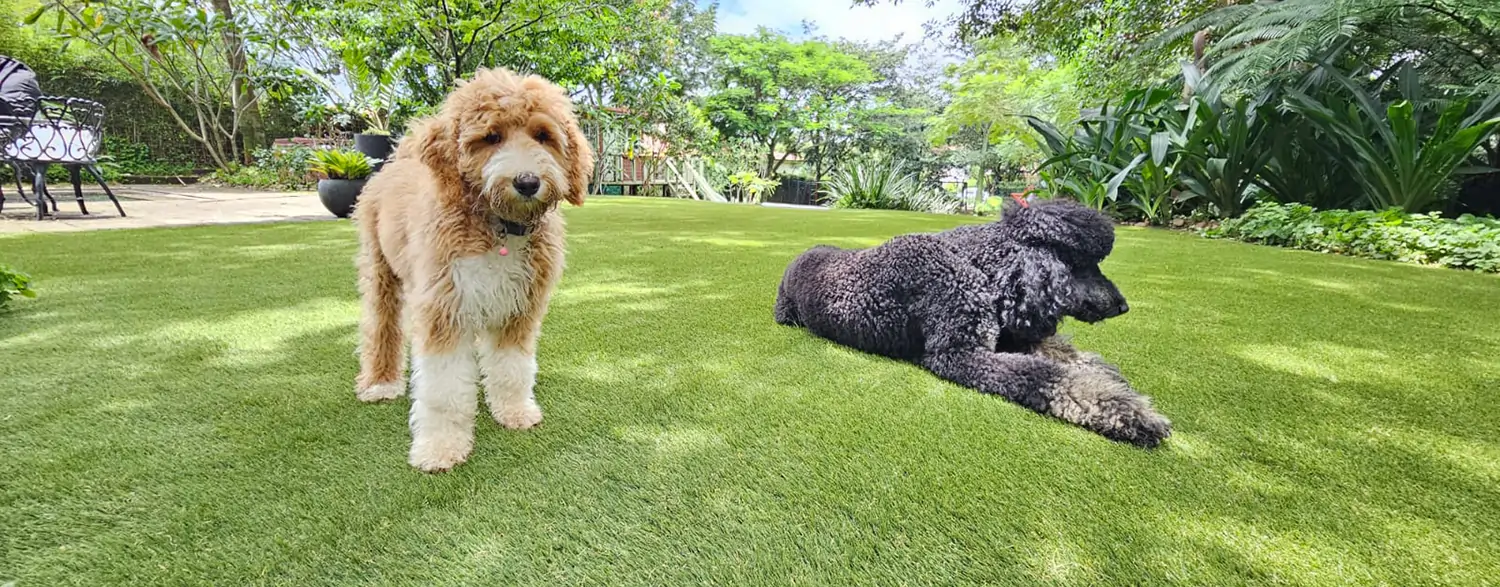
[0, 96, 126, 220]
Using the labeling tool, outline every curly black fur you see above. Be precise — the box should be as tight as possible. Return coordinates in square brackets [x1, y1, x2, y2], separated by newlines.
[774, 200, 1171, 447]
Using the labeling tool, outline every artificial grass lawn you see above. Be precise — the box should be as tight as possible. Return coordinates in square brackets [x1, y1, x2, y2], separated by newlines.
[2, 197, 1497, 586]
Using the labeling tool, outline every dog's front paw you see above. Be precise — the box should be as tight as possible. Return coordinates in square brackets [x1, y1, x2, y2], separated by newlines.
[408, 434, 473, 473]
[356, 381, 406, 403]
[494, 398, 543, 430]
[1050, 364, 1171, 448]
[1095, 394, 1172, 448]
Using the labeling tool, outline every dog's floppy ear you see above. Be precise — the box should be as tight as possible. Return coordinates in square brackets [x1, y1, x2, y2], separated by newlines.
[414, 115, 458, 175]
[995, 247, 1070, 343]
[561, 112, 594, 206]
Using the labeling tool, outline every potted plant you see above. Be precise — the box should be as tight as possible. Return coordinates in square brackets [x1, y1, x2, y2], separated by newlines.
[296, 54, 396, 168]
[354, 127, 393, 167]
[352, 90, 394, 166]
[310, 149, 375, 218]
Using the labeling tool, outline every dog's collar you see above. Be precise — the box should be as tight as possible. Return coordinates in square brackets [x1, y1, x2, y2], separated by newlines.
[490, 217, 533, 237]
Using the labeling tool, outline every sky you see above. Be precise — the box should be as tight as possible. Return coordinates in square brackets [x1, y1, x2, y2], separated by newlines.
[706, 0, 961, 44]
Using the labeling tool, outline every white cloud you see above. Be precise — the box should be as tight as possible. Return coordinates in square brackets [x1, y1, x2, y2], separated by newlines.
[713, 0, 959, 44]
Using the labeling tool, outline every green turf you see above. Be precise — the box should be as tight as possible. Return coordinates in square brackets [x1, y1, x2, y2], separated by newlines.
[2, 197, 1497, 586]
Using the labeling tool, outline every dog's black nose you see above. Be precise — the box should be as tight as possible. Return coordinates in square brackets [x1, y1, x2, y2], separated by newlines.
[1116, 302, 1130, 316]
[513, 173, 541, 197]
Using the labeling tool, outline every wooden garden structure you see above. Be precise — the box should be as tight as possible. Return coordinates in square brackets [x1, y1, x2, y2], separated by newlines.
[583, 108, 722, 201]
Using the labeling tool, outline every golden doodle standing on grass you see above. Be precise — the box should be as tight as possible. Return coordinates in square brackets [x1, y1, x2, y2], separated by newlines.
[352, 68, 594, 472]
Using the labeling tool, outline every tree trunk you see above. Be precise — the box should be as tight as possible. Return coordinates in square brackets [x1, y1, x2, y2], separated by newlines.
[210, 0, 266, 163]
[764, 138, 776, 179]
[813, 131, 824, 183]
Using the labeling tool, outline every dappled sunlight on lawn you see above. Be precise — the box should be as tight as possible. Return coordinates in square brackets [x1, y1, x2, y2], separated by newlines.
[1232, 341, 1393, 384]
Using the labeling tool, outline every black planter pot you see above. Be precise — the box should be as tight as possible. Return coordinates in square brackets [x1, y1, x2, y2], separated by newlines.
[354, 133, 394, 171]
[318, 178, 366, 218]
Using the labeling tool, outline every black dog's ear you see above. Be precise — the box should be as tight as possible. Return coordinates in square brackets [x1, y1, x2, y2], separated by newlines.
[995, 247, 1070, 342]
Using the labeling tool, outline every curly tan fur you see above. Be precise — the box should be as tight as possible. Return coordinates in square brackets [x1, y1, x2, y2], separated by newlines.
[352, 68, 593, 473]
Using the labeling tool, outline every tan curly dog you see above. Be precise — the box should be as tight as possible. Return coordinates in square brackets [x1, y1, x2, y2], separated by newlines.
[352, 68, 594, 472]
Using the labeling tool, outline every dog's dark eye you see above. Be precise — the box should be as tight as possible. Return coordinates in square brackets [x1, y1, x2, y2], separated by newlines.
[483, 133, 502, 145]
[533, 130, 551, 144]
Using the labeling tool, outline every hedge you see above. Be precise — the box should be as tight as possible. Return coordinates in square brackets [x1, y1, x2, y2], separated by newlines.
[1209, 203, 1500, 273]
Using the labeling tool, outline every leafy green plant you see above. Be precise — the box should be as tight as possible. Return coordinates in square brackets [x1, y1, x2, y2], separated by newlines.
[255, 146, 318, 188]
[725, 171, 779, 203]
[205, 166, 280, 189]
[825, 157, 960, 213]
[1211, 202, 1500, 272]
[309, 150, 375, 181]
[204, 146, 322, 190]
[1, 265, 37, 311]
[1285, 68, 1500, 212]
[1176, 96, 1275, 218]
[1254, 100, 1364, 210]
[1029, 88, 1188, 219]
[1122, 131, 1183, 224]
[296, 55, 396, 135]
[1037, 153, 1144, 211]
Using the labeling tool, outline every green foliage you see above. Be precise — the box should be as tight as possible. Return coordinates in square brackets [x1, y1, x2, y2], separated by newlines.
[1253, 103, 1363, 210]
[296, 0, 629, 107]
[1155, 0, 1500, 92]
[1028, 87, 1184, 221]
[30, 0, 306, 169]
[724, 171, 778, 203]
[294, 62, 395, 135]
[933, 37, 1080, 174]
[206, 165, 281, 189]
[1212, 203, 1500, 272]
[97, 138, 200, 178]
[1284, 68, 1500, 213]
[308, 149, 374, 180]
[875, 0, 1220, 99]
[0, 264, 37, 311]
[702, 29, 879, 178]
[1174, 95, 1275, 218]
[825, 157, 959, 214]
[204, 145, 320, 189]
[1028, 60, 1500, 221]
[255, 145, 318, 187]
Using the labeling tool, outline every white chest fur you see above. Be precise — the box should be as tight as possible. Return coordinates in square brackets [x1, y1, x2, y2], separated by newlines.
[448, 235, 533, 327]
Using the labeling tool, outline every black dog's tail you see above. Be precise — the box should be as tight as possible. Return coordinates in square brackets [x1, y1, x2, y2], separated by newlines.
[774, 245, 843, 327]
[773, 277, 800, 326]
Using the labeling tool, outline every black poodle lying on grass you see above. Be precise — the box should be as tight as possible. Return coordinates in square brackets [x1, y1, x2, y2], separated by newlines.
[774, 199, 1171, 447]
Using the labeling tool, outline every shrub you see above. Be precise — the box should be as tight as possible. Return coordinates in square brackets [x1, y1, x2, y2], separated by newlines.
[253, 145, 319, 187]
[826, 157, 961, 214]
[309, 150, 375, 180]
[725, 171, 778, 203]
[96, 138, 199, 179]
[205, 166, 282, 189]
[203, 145, 323, 190]
[1, 265, 37, 311]
[1210, 203, 1500, 272]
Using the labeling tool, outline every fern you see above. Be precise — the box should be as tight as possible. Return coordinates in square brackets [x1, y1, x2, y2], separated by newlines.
[1152, 0, 1500, 91]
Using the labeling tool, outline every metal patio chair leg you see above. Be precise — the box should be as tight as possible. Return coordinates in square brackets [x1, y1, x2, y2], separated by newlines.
[86, 165, 124, 217]
[68, 165, 89, 215]
[10, 163, 29, 205]
[31, 162, 47, 220]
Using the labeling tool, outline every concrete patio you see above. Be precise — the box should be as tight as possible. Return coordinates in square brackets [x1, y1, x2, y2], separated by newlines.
[0, 184, 332, 233]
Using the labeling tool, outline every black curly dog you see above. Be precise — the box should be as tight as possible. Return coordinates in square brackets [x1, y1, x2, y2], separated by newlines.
[774, 199, 1171, 447]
